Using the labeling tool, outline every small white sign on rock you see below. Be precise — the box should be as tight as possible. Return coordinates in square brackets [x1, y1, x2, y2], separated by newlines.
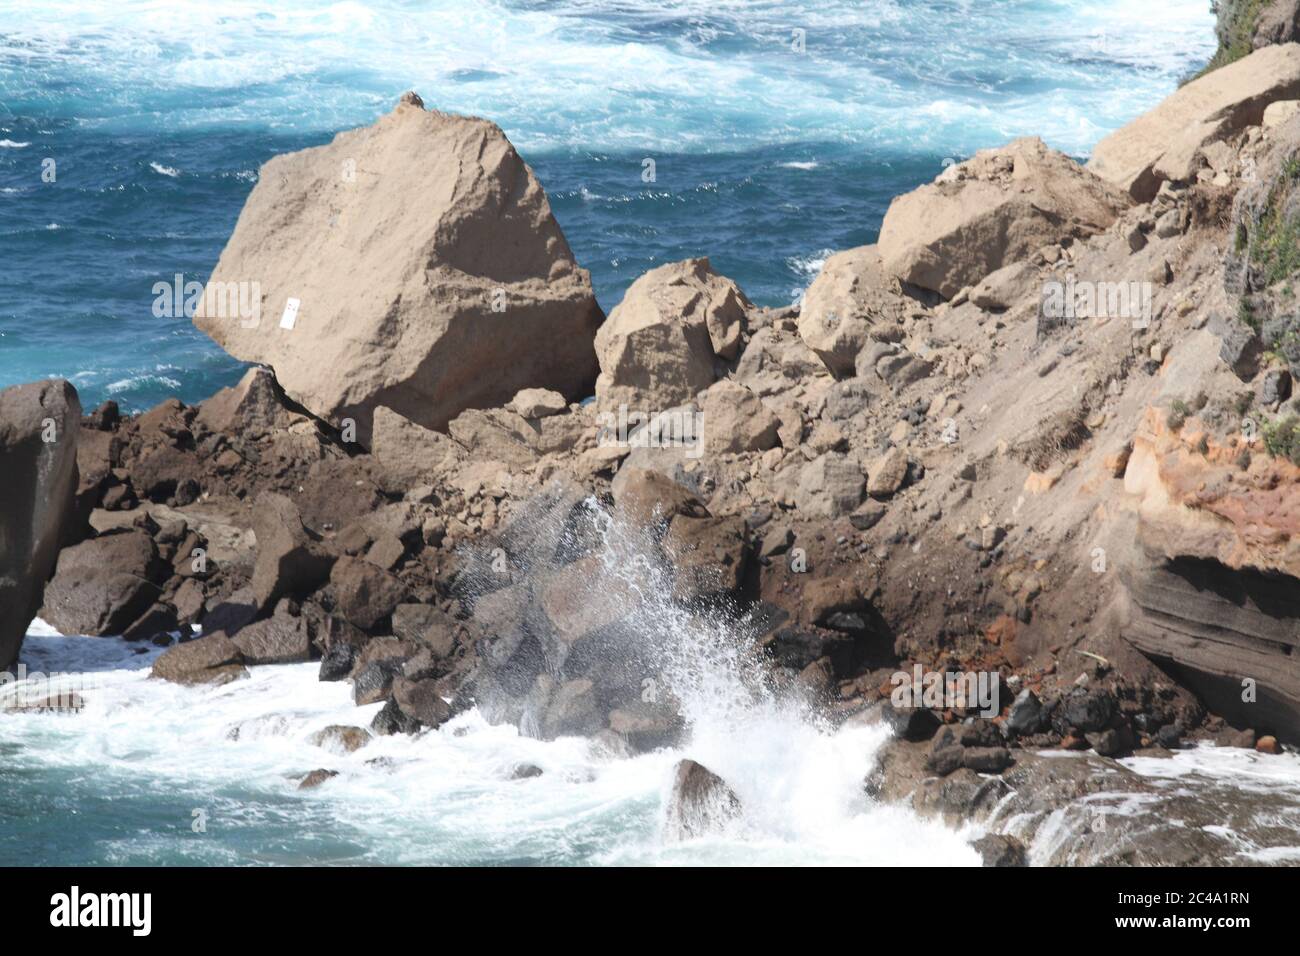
[280, 297, 301, 330]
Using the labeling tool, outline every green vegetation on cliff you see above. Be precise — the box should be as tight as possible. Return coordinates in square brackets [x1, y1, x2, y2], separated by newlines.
[1251, 156, 1300, 287]
[1201, 0, 1267, 75]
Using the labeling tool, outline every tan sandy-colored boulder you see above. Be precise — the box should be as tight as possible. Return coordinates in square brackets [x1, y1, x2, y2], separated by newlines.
[594, 258, 750, 412]
[1088, 44, 1300, 200]
[509, 388, 567, 419]
[699, 379, 780, 455]
[797, 245, 910, 376]
[0, 380, 81, 668]
[1264, 99, 1300, 128]
[878, 138, 1128, 299]
[370, 406, 467, 486]
[194, 93, 603, 447]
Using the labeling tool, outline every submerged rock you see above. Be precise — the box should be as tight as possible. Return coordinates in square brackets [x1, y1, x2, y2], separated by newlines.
[298, 769, 338, 790]
[971, 833, 1028, 867]
[664, 759, 742, 840]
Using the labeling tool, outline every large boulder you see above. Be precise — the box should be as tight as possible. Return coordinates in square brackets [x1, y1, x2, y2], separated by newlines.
[152, 634, 247, 686]
[699, 379, 780, 455]
[594, 258, 750, 412]
[795, 453, 865, 518]
[250, 493, 336, 613]
[193, 93, 603, 446]
[0, 380, 81, 667]
[230, 603, 313, 665]
[41, 530, 167, 636]
[329, 556, 410, 631]
[879, 137, 1128, 298]
[1088, 44, 1300, 200]
[372, 676, 452, 736]
[797, 245, 910, 376]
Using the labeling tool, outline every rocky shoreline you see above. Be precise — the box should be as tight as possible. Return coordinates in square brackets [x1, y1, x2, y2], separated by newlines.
[4, 36, 1300, 864]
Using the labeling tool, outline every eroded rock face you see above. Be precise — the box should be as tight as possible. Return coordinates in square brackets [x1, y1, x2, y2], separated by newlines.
[195, 367, 302, 439]
[594, 258, 750, 413]
[1226, 114, 1300, 383]
[1255, 0, 1300, 48]
[1120, 408, 1300, 742]
[0, 380, 81, 667]
[879, 137, 1128, 298]
[194, 95, 603, 446]
[1089, 43, 1300, 200]
[876, 739, 1298, 866]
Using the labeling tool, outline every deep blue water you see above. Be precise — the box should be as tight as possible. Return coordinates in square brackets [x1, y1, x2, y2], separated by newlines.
[0, 0, 1216, 412]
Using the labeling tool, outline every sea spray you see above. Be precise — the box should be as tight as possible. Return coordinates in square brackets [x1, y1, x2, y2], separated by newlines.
[458, 488, 936, 848]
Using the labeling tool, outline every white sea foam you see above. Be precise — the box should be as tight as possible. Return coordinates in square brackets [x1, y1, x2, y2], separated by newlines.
[149, 161, 180, 177]
[5, 569, 981, 866]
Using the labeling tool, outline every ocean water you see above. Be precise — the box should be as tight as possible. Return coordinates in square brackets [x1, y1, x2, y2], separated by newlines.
[0, 1, 1238, 867]
[1, 622, 986, 865]
[0, 0, 1215, 411]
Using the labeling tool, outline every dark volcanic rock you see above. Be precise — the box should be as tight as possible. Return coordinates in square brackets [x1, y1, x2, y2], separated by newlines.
[151, 634, 247, 685]
[1058, 688, 1117, 734]
[390, 603, 457, 657]
[0, 379, 82, 666]
[971, 833, 1028, 867]
[319, 640, 359, 682]
[202, 587, 258, 638]
[121, 603, 181, 643]
[664, 759, 742, 840]
[41, 530, 168, 636]
[250, 493, 336, 613]
[231, 603, 313, 665]
[352, 656, 406, 706]
[1004, 688, 1045, 738]
[879, 699, 941, 741]
[962, 747, 1014, 774]
[371, 677, 452, 736]
[330, 556, 410, 631]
